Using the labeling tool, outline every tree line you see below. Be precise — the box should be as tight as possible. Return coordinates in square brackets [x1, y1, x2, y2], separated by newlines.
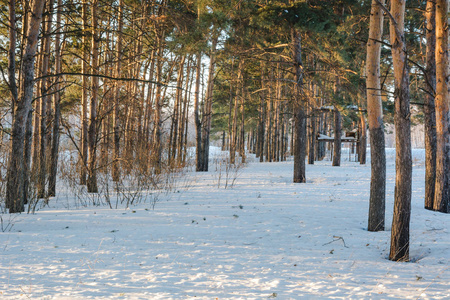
[0, 0, 448, 262]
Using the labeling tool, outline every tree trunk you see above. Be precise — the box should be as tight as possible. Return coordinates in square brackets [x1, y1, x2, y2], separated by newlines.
[239, 88, 246, 163]
[87, 0, 99, 193]
[308, 109, 315, 165]
[80, 0, 89, 185]
[366, 0, 386, 232]
[200, 34, 218, 171]
[48, 0, 63, 198]
[292, 28, 306, 183]
[424, 0, 437, 210]
[332, 108, 341, 166]
[152, 34, 164, 174]
[112, 0, 123, 181]
[5, 0, 46, 213]
[194, 52, 203, 171]
[8, 0, 18, 109]
[359, 113, 367, 164]
[258, 62, 266, 162]
[389, 0, 412, 261]
[433, 0, 450, 213]
[37, 0, 54, 198]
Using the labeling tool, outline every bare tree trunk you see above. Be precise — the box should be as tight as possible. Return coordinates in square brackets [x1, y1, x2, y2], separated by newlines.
[389, 0, 412, 261]
[48, 0, 63, 198]
[230, 85, 238, 164]
[239, 88, 246, 163]
[23, 109, 33, 204]
[308, 108, 315, 165]
[32, 46, 43, 178]
[6, 0, 45, 213]
[266, 78, 273, 163]
[292, 28, 306, 183]
[332, 108, 341, 166]
[200, 34, 218, 171]
[80, 0, 89, 185]
[258, 62, 266, 162]
[359, 113, 367, 164]
[366, 0, 386, 232]
[433, 0, 450, 213]
[37, 0, 54, 198]
[111, 0, 123, 181]
[152, 34, 164, 174]
[170, 55, 185, 164]
[178, 58, 191, 164]
[424, 0, 437, 210]
[194, 52, 203, 171]
[87, 0, 99, 193]
[8, 0, 18, 109]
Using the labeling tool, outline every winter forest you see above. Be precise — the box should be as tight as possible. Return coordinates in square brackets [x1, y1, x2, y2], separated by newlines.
[0, 0, 449, 298]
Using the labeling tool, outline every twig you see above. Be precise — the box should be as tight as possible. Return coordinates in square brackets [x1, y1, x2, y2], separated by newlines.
[323, 235, 349, 248]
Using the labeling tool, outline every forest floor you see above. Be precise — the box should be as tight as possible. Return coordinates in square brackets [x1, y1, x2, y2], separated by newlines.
[0, 148, 449, 299]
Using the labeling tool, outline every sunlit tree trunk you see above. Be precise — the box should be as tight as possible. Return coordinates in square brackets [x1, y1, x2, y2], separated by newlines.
[366, 0, 386, 232]
[389, 0, 412, 261]
[424, 0, 437, 210]
[433, 0, 449, 213]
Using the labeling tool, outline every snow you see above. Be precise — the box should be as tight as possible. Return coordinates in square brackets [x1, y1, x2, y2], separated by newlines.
[1, 148, 449, 299]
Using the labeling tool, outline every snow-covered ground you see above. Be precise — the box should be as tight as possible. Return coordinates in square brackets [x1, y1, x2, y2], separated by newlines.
[0, 148, 449, 299]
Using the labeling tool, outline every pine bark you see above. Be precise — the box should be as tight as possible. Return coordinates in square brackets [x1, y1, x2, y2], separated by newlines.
[366, 0, 386, 232]
[199, 34, 218, 171]
[37, 0, 55, 198]
[258, 62, 266, 162]
[433, 0, 450, 213]
[424, 0, 437, 210]
[292, 28, 306, 183]
[194, 52, 203, 171]
[80, 0, 89, 185]
[87, 0, 99, 193]
[48, 0, 63, 197]
[389, 0, 412, 261]
[112, 0, 123, 182]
